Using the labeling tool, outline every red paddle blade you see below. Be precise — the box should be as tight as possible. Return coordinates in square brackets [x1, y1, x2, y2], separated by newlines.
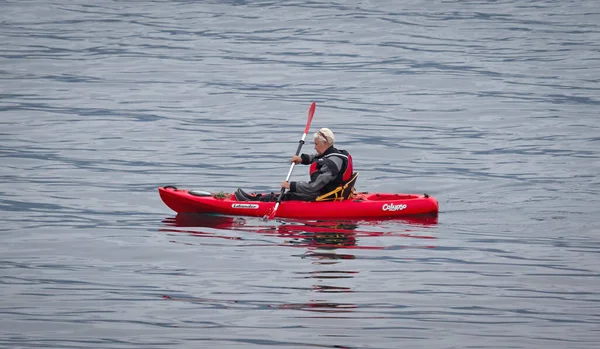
[304, 102, 316, 134]
[267, 203, 279, 220]
[261, 207, 273, 221]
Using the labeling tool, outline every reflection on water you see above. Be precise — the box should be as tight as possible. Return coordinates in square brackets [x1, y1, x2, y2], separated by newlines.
[274, 301, 357, 314]
[161, 213, 438, 252]
[160, 213, 438, 314]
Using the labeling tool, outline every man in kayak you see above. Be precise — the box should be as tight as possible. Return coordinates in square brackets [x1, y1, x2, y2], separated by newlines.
[235, 127, 354, 202]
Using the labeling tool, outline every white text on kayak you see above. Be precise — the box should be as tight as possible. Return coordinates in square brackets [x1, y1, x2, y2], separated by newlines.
[382, 203, 407, 211]
[232, 204, 259, 209]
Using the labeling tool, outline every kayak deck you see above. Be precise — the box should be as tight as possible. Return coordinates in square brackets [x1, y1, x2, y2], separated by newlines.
[158, 186, 438, 220]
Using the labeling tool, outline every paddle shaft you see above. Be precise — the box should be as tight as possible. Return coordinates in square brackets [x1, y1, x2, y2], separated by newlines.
[268, 102, 316, 220]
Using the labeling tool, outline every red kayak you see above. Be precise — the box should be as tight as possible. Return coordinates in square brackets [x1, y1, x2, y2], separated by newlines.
[158, 186, 439, 220]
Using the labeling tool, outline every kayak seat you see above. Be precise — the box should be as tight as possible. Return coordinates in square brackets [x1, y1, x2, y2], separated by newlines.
[315, 172, 359, 202]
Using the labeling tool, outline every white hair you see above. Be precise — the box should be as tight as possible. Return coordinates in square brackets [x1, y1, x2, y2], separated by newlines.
[314, 128, 334, 145]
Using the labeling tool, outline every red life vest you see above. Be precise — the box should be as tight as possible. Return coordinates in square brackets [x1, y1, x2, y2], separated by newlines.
[309, 150, 353, 184]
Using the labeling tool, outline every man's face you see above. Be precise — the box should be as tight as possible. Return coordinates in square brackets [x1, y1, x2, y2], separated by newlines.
[314, 139, 329, 155]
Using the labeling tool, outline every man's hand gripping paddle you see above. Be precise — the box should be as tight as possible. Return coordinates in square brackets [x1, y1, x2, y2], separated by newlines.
[264, 102, 316, 220]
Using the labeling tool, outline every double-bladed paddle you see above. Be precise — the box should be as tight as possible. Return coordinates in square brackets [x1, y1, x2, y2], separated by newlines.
[265, 102, 316, 220]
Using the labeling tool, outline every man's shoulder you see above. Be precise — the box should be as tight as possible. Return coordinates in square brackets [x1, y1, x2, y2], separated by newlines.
[325, 151, 349, 160]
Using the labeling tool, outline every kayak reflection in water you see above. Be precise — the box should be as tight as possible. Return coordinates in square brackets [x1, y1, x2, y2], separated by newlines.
[163, 213, 438, 252]
[164, 213, 360, 249]
[235, 128, 356, 202]
[277, 221, 359, 249]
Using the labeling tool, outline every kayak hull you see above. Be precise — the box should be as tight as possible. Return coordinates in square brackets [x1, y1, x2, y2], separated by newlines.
[158, 187, 439, 220]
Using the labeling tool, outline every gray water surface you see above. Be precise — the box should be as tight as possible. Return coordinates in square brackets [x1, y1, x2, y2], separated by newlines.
[1, 1, 599, 348]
